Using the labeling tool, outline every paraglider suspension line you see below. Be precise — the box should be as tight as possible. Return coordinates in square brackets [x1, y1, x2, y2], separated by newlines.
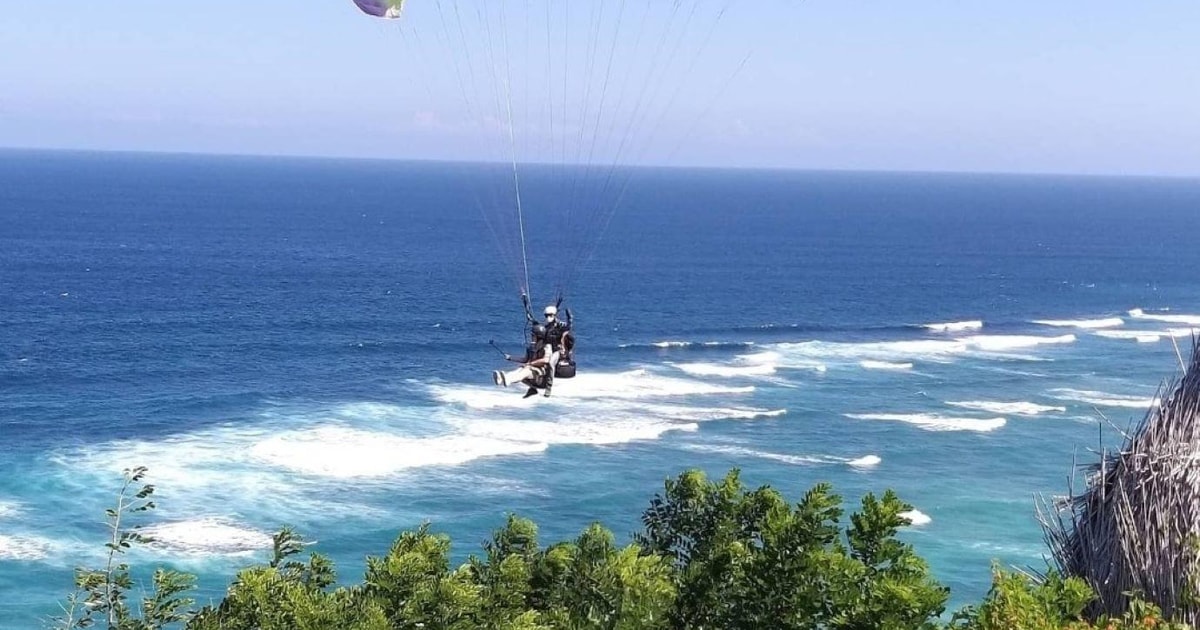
[500, 4, 531, 298]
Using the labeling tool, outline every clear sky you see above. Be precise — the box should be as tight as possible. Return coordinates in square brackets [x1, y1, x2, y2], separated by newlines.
[2, 1, 1198, 176]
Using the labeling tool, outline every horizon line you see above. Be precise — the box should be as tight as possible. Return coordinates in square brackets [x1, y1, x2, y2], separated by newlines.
[3, 144, 1198, 182]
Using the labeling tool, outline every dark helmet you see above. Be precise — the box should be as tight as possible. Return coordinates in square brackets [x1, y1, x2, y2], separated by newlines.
[532, 324, 547, 339]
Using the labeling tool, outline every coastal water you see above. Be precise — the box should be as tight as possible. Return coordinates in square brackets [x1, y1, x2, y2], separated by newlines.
[2, 149, 1200, 626]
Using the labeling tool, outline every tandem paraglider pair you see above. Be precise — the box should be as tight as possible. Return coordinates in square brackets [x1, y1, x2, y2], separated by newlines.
[492, 297, 575, 399]
[348, 0, 739, 399]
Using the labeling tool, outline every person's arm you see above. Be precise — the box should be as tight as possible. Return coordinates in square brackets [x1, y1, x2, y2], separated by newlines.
[528, 343, 550, 367]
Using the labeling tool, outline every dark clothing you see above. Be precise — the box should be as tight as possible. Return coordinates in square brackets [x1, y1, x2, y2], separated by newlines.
[543, 320, 570, 351]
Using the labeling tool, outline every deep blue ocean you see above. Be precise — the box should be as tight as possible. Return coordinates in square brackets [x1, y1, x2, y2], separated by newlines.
[3, 149, 1200, 627]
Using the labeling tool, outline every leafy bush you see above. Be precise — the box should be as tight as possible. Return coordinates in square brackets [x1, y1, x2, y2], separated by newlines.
[51, 467, 1198, 629]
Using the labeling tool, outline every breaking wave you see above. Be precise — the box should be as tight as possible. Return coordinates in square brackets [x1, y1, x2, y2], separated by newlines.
[561, 369, 758, 400]
[435, 370, 755, 410]
[845, 413, 1006, 432]
[675, 362, 777, 378]
[618, 340, 756, 350]
[860, 360, 914, 370]
[679, 444, 879, 468]
[946, 400, 1066, 416]
[1033, 317, 1124, 329]
[250, 427, 551, 478]
[142, 518, 274, 556]
[900, 509, 932, 526]
[959, 334, 1076, 352]
[848, 455, 883, 468]
[769, 333, 1073, 367]
[1049, 388, 1161, 409]
[1128, 308, 1200, 325]
[772, 339, 968, 365]
[924, 320, 983, 332]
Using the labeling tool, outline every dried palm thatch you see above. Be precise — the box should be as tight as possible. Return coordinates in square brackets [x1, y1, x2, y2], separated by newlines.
[1039, 338, 1200, 623]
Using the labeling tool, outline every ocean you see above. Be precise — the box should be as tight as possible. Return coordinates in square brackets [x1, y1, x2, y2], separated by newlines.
[2, 149, 1200, 627]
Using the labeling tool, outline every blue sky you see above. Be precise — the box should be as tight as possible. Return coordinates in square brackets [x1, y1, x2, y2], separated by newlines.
[2, 1, 1198, 176]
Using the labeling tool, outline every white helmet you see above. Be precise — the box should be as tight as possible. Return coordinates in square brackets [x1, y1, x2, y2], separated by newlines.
[544, 305, 558, 318]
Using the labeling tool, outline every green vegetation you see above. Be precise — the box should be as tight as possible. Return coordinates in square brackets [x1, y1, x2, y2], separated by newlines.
[50, 466, 1194, 629]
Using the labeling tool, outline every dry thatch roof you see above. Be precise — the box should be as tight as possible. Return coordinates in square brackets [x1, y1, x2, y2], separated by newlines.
[1040, 338, 1200, 623]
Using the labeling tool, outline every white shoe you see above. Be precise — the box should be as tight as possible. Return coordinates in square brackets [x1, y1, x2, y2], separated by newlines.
[493, 371, 507, 387]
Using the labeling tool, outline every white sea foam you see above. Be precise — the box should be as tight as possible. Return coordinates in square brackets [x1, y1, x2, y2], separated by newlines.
[0, 534, 56, 561]
[845, 413, 1006, 432]
[250, 427, 549, 478]
[680, 444, 878, 468]
[1096, 328, 1194, 341]
[674, 348, 786, 378]
[900, 509, 932, 526]
[432, 370, 754, 410]
[675, 362, 777, 377]
[455, 416, 696, 447]
[848, 455, 883, 468]
[772, 339, 968, 366]
[959, 334, 1076, 352]
[924, 320, 983, 332]
[1096, 330, 1162, 340]
[62, 367, 773, 508]
[739, 350, 782, 364]
[770, 333, 1072, 368]
[1049, 388, 1161, 409]
[946, 401, 1066, 416]
[1128, 308, 1200, 325]
[1033, 317, 1124, 329]
[860, 360, 914, 370]
[637, 406, 787, 422]
[0, 500, 20, 519]
[142, 518, 273, 556]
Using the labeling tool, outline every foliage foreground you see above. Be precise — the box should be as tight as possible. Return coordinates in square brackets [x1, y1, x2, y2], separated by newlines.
[50, 467, 1192, 629]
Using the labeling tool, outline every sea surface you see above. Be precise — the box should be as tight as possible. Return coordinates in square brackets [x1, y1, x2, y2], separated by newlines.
[3, 149, 1200, 627]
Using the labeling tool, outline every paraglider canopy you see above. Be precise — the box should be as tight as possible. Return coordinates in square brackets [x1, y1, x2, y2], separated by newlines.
[352, 0, 405, 19]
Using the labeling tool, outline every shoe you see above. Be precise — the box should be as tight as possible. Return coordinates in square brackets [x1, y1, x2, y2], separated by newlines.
[543, 386, 552, 398]
[492, 371, 502, 386]
[523, 387, 538, 399]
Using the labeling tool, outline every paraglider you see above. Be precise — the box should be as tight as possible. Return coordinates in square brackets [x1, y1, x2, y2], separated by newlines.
[351, 0, 404, 19]
[349, 0, 742, 397]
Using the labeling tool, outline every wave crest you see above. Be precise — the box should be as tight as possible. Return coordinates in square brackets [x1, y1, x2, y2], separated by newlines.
[860, 360, 914, 370]
[679, 444, 878, 468]
[845, 413, 1006, 432]
[1033, 317, 1124, 329]
[946, 400, 1066, 416]
[924, 320, 983, 332]
[1049, 388, 1161, 409]
[1129, 308, 1200, 325]
[960, 334, 1076, 352]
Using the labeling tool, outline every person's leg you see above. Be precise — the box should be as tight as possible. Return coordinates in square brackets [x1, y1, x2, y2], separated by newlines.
[498, 365, 534, 387]
[544, 349, 560, 394]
